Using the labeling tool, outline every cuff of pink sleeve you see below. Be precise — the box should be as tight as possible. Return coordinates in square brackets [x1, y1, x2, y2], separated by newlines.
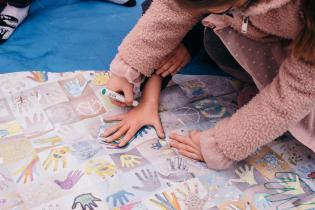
[199, 128, 234, 170]
[110, 54, 145, 85]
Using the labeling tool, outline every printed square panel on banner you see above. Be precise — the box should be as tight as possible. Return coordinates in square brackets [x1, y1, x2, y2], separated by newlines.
[84, 155, 118, 181]
[136, 138, 176, 164]
[192, 97, 230, 120]
[0, 136, 35, 165]
[35, 82, 69, 109]
[19, 112, 54, 138]
[45, 102, 80, 126]
[0, 121, 23, 139]
[70, 93, 106, 120]
[109, 148, 150, 172]
[37, 145, 78, 176]
[29, 131, 65, 149]
[118, 165, 167, 201]
[246, 147, 292, 180]
[58, 74, 94, 100]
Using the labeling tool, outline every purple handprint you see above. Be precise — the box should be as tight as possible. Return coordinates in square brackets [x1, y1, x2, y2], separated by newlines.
[54, 170, 84, 190]
[0, 173, 12, 191]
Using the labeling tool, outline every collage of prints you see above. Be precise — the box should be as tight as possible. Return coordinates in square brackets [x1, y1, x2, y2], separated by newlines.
[0, 71, 314, 210]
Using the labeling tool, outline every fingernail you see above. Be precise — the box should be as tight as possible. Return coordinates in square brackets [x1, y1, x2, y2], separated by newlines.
[105, 138, 111, 143]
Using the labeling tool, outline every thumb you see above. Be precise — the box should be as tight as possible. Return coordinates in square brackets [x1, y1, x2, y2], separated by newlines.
[153, 118, 165, 139]
[123, 86, 134, 106]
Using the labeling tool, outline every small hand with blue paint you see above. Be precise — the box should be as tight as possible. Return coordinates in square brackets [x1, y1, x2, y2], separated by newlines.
[106, 190, 134, 207]
[102, 103, 165, 147]
[64, 78, 89, 97]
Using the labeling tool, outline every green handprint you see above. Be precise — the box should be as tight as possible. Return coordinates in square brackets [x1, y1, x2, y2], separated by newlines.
[264, 172, 307, 210]
[294, 197, 315, 210]
[72, 193, 102, 210]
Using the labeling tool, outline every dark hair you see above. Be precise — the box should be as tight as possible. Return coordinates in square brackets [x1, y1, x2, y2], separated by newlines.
[175, 0, 315, 64]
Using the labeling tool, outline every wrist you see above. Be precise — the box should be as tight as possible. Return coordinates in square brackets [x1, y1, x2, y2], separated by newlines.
[140, 98, 159, 109]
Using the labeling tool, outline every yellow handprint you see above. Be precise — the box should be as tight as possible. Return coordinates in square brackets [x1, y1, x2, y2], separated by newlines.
[85, 159, 116, 178]
[92, 72, 110, 86]
[0, 121, 22, 138]
[43, 147, 70, 172]
[34, 136, 62, 146]
[120, 154, 142, 168]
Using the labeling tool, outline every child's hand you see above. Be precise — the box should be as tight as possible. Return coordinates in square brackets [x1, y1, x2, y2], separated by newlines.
[169, 130, 234, 170]
[106, 74, 134, 107]
[102, 102, 165, 147]
[156, 44, 191, 77]
[169, 131, 204, 161]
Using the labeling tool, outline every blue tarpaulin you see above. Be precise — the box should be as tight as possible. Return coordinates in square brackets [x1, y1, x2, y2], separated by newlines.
[0, 0, 223, 75]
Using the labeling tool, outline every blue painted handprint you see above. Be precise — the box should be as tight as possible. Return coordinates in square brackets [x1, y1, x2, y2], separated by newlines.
[102, 126, 153, 149]
[0, 129, 9, 138]
[72, 141, 102, 160]
[151, 139, 163, 150]
[64, 79, 90, 97]
[106, 190, 134, 207]
[133, 126, 152, 139]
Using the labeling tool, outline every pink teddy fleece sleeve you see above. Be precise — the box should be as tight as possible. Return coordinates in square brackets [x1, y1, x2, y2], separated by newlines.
[110, 0, 204, 80]
[200, 55, 315, 164]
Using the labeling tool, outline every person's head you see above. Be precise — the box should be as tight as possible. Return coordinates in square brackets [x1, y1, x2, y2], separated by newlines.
[176, 0, 315, 64]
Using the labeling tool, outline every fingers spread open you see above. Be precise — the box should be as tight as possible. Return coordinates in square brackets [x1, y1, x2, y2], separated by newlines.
[152, 118, 165, 139]
[169, 138, 198, 154]
[118, 126, 139, 147]
[107, 124, 130, 142]
[102, 123, 123, 138]
[179, 149, 202, 161]
[103, 113, 126, 122]
[169, 133, 197, 149]
[157, 56, 177, 75]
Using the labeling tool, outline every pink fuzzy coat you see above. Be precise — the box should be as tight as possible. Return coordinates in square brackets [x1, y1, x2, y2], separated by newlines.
[110, 0, 315, 168]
